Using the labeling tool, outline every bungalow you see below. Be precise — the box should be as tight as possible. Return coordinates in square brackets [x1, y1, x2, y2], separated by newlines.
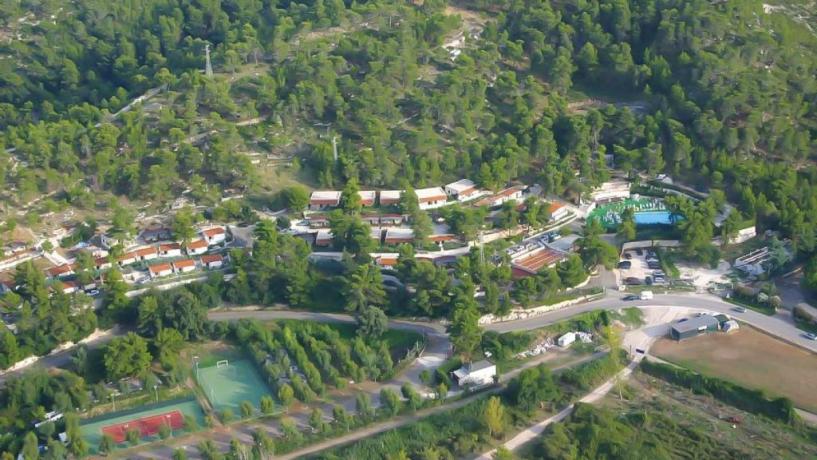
[362, 214, 382, 226]
[148, 263, 174, 278]
[375, 254, 399, 268]
[379, 190, 402, 206]
[202, 227, 226, 245]
[140, 227, 172, 243]
[186, 239, 208, 256]
[511, 248, 566, 278]
[315, 229, 333, 247]
[95, 257, 112, 271]
[384, 228, 414, 245]
[309, 191, 342, 210]
[452, 360, 496, 387]
[548, 202, 570, 222]
[173, 259, 196, 274]
[306, 215, 330, 228]
[430, 234, 457, 243]
[159, 243, 182, 257]
[416, 187, 448, 210]
[47, 264, 75, 279]
[119, 252, 139, 266]
[358, 191, 377, 207]
[371, 227, 384, 244]
[59, 281, 79, 295]
[379, 214, 405, 226]
[201, 254, 224, 269]
[590, 181, 630, 203]
[444, 179, 480, 202]
[135, 246, 159, 261]
[475, 186, 525, 208]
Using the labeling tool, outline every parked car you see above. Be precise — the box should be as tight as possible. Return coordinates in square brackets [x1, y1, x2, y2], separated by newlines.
[87, 289, 100, 297]
[624, 252, 633, 260]
[624, 277, 642, 285]
[622, 294, 640, 301]
[636, 248, 643, 256]
[804, 332, 817, 341]
[733, 306, 747, 313]
[617, 261, 632, 269]
[645, 276, 653, 285]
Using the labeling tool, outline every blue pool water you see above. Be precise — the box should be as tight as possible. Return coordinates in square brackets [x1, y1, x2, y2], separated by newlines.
[634, 211, 676, 225]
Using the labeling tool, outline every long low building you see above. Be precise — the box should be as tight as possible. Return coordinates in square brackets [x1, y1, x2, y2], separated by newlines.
[379, 190, 402, 206]
[416, 187, 448, 210]
[511, 247, 567, 278]
[670, 315, 720, 340]
[309, 191, 342, 210]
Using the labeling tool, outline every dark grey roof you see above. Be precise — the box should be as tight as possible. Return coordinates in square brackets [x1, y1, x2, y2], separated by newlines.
[671, 315, 719, 334]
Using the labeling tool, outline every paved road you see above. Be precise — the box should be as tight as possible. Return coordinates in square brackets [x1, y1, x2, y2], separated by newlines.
[486, 291, 817, 353]
[0, 327, 122, 385]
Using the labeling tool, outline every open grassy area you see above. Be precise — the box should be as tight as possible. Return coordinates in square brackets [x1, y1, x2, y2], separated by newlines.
[562, 371, 817, 460]
[651, 326, 817, 413]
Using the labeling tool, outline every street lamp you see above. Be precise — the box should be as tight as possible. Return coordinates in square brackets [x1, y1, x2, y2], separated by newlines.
[153, 384, 159, 404]
[109, 393, 117, 411]
[193, 355, 200, 380]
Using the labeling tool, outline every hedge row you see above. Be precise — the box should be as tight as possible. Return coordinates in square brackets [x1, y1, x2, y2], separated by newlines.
[640, 360, 798, 424]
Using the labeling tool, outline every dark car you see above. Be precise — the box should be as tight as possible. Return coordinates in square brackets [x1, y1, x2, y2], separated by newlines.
[645, 276, 653, 285]
[636, 248, 644, 256]
[622, 294, 640, 301]
[624, 252, 633, 260]
[617, 261, 632, 269]
[624, 277, 642, 285]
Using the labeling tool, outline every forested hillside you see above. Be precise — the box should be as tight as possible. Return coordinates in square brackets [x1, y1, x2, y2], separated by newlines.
[0, 0, 815, 250]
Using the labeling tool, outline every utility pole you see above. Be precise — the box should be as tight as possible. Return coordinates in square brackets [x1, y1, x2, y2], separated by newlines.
[332, 135, 338, 163]
[205, 44, 213, 78]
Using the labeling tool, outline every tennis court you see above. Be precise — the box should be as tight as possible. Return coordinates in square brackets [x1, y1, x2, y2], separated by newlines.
[101, 409, 183, 443]
[80, 398, 203, 451]
[196, 358, 274, 412]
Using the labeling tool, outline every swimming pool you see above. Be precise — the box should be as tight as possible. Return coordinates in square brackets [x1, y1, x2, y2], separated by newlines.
[634, 211, 677, 225]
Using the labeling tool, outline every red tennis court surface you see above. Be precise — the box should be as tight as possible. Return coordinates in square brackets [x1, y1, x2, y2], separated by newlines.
[101, 410, 184, 443]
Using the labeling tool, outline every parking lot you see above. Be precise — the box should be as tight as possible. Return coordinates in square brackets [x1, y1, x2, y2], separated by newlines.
[617, 247, 668, 287]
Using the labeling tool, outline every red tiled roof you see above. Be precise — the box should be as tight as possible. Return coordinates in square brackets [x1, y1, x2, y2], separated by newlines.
[309, 198, 340, 205]
[203, 227, 225, 237]
[548, 202, 565, 214]
[512, 248, 565, 274]
[48, 264, 74, 276]
[173, 259, 195, 269]
[119, 252, 138, 261]
[148, 263, 173, 274]
[188, 239, 208, 249]
[160, 243, 181, 252]
[201, 254, 223, 264]
[429, 234, 457, 242]
[136, 247, 158, 257]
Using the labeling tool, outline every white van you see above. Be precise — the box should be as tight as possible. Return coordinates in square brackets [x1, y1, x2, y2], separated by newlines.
[640, 290, 654, 300]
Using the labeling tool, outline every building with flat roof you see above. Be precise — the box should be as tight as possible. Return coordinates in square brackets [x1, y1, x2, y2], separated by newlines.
[358, 191, 376, 207]
[670, 315, 720, 340]
[309, 191, 342, 210]
[511, 248, 566, 278]
[379, 190, 402, 206]
[475, 185, 525, 208]
[590, 181, 631, 203]
[416, 187, 448, 210]
[452, 360, 496, 386]
[315, 229, 333, 247]
[445, 179, 480, 201]
[384, 228, 414, 245]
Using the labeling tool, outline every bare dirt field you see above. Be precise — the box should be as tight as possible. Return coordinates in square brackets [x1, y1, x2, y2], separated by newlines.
[652, 326, 817, 413]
